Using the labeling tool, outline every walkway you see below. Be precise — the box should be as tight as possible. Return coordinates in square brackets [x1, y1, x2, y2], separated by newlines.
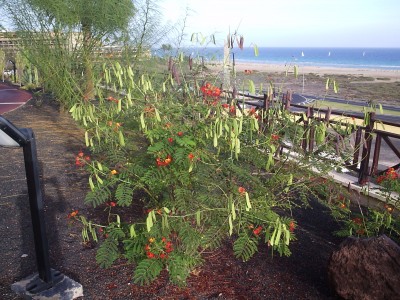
[0, 83, 32, 114]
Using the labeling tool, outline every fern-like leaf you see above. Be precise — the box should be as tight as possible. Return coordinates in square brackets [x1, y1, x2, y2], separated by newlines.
[115, 183, 134, 206]
[133, 258, 163, 285]
[167, 253, 191, 287]
[96, 238, 119, 268]
[84, 185, 112, 207]
[233, 232, 259, 262]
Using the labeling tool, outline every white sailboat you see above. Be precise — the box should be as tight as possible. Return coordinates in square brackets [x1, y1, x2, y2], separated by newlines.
[301, 51, 305, 57]
[328, 51, 331, 56]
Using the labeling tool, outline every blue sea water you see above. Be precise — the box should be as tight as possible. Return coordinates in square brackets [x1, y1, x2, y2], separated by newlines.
[182, 47, 400, 70]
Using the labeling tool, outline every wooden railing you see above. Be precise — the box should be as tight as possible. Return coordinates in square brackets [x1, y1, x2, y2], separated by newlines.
[229, 90, 400, 185]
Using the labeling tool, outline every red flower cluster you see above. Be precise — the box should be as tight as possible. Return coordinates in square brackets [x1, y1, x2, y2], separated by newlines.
[271, 134, 279, 141]
[253, 226, 262, 236]
[145, 237, 174, 260]
[75, 151, 90, 167]
[248, 107, 261, 120]
[200, 83, 221, 98]
[238, 187, 246, 195]
[107, 96, 119, 104]
[188, 153, 195, 161]
[156, 155, 172, 167]
[377, 168, 399, 184]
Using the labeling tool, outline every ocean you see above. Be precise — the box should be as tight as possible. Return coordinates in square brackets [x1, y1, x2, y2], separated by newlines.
[181, 47, 400, 70]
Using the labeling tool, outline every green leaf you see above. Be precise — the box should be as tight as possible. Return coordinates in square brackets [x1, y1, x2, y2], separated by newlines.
[253, 44, 259, 56]
[146, 213, 153, 232]
[129, 224, 136, 238]
[119, 131, 125, 146]
[196, 211, 201, 226]
[248, 80, 255, 94]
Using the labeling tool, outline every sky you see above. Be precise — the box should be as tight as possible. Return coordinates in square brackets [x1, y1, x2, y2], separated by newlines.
[160, 0, 400, 48]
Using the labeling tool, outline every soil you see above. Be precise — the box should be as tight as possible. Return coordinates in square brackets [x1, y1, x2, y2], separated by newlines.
[0, 90, 344, 299]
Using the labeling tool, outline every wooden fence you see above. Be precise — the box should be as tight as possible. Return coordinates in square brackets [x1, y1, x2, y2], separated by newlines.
[230, 90, 400, 185]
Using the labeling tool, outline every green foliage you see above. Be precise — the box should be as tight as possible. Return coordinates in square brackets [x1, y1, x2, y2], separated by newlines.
[233, 232, 259, 262]
[115, 183, 134, 207]
[96, 237, 119, 268]
[65, 43, 355, 286]
[133, 258, 163, 285]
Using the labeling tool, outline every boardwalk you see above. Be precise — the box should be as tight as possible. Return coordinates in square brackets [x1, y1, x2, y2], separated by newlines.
[0, 83, 31, 114]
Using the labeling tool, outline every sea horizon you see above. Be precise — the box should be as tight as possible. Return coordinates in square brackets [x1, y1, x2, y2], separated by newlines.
[177, 47, 400, 71]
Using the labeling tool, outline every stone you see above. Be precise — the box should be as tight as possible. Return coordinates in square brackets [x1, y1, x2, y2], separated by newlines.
[328, 235, 400, 300]
[11, 269, 83, 299]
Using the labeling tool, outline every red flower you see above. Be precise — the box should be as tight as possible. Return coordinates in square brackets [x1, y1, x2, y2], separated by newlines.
[221, 103, 229, 109]
[271, 134, 279, 141]
[75, 158, 84, 167]
[78, 151, 84, 157]
[159, 253, 168, 259]
[238, 187, 246, 195]
[109, 201, 116, 207]
[107, 96, 119, 103]
[156, 155, 172, 167]
[168, 137, 174, 143]
[67, 210, 79, 219]
[253, 226, 262, 236]
[165, 241, 173, 253]
[352, 217, 362, 225]
[289, 221, 296, 232]
[177, 131, 183, 137]
[188, 153, 195, 161]
[146, 251, 156, 259]
[230, 106, 236, 113]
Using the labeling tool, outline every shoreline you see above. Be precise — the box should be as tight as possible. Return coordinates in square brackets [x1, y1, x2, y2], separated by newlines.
[207, 61, 400, 81]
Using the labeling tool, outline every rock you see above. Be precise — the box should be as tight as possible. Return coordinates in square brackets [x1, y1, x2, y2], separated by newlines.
[328, 235, 400, 300]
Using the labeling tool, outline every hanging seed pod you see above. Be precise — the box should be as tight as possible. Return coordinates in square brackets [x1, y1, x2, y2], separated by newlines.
[189, 56, 193, 70]
[172, 63, 180, 85]
[168, 56, 172, 71]
[239, 36, 244, 50]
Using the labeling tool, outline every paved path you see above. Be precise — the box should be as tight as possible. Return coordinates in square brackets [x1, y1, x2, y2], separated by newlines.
[0, 83, 32, 114]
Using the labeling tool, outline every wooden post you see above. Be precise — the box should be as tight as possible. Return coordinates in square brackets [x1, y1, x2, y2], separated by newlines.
[371, 133, 382, 175]
[358, 112, 375, 184]
[284, 91, 292, 110]
[353, 127, 362, 168]
[308, 107, 315, 153]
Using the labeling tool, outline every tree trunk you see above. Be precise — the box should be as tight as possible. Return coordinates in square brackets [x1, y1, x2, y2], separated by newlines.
[82, 23, 94, 101]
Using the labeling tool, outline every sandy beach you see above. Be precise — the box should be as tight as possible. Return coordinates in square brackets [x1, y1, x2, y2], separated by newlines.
[206, 61, 400, 105]
[208, 61, 400, 81]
